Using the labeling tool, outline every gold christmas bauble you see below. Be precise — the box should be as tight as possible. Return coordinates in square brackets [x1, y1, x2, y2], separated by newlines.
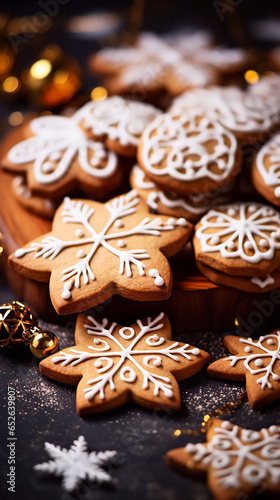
[0, 301, 37, 348]
[29, 327, 59, 359]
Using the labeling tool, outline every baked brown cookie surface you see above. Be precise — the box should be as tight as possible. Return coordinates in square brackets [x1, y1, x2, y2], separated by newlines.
[40, 312, 210, 415]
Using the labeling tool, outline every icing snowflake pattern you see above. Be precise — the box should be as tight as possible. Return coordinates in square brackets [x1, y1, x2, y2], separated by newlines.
[170, 86, 279, 134]
[76, 96, 161, 147]
[7, 115, 117, 184]
[51, 313, 201, 402]
[228, 332, 280, 389]
[196, 202, 280, 264]
[34, 435, 117, 492]
[141, 111, 237, 182]
[256, 134, 280, 198]
[186, 421, 280, 490]
[14, 191, 187, 301]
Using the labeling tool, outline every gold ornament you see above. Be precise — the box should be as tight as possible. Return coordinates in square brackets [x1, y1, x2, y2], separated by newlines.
[29, 327, 59, 359]
[0, 301, 59, 358]
[0, 301, 37, 348]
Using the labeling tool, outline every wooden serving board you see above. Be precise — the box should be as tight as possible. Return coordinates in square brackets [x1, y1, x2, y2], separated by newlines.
[0, 127, 273, 332]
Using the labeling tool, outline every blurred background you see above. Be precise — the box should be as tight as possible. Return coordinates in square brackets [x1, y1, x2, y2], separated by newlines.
[1, 0, 280, 126]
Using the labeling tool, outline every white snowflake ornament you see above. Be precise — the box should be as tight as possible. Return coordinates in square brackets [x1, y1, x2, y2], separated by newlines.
[208, 330, 280, 409]
[34, 436, 117, 492]
[9, 191, 192, 315]
[167, 419, 280, 500]
[39, 313, 210, 415]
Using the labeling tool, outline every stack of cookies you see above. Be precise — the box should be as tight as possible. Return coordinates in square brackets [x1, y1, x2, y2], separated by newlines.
[193, 202, 280, 293]
[133, 108, 242, 223]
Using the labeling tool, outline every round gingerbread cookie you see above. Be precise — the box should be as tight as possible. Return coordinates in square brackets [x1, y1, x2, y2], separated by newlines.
[170, 86, 280, 144]
[196, 260, 280, 293]
[138, 110, 241, 196]
[130, 164, 235, 223]
[76, 97, 161, 157]
[2, 114, 122, 199]
[252, 133, 280, 206]
[11, 175, 57, 219]
[193, 202, 280, 277]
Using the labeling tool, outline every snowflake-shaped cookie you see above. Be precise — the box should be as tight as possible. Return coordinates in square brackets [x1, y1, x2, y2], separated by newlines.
[170, 86, 280, 141]
[34, 435, 117, 492]
[3, 114, 120, 198]
[76, 96, 161, 156]
[167, 419, 280, 500]
[138, 111, 240, 195]
[208, 330, 280, 409]
[253, 133, 280, 204]
[91, 32, 217, 97]
[9, 191, 192, 314]
[194, 202, 280, 275]
[40, 313, 210, 414]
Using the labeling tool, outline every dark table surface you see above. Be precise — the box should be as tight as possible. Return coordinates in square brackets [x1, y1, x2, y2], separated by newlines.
[1, 3, 280, 499]
[0, 274, 279, 500]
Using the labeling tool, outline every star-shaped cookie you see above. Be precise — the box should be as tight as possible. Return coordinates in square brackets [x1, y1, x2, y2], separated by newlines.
[207, 330, 280, 409]
[166, 419, 280, 500]
[2, 115, 121, 199]
[40, 313, 210, 415]
[8, 191, 192, 314]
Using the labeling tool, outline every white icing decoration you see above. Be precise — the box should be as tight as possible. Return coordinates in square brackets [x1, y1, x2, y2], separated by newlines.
[171, 86, 279, 134]
[141, 111, 237, 183]
[114, 219, 123, 228]
[120, 366, 137, 383]
[149, 269, 164, 286]
[16, 191, 178, 299]
[61, 290, 71, 300]
[51, 313, 201, 401]
[251, 275, 275, 289]
[33, 436, 117, 492]
[244, 346, 251, 353]
[77, 250, 86, 258]
[185, 422, 280, 489]
[256, 134, 280, 198]
[117, 239, 126, 248]
[76, 96, 161, 147]
[132, 164, 156, 190]
[132, 165, 230, 217]
[228, 331, 280, 389]
[196, 202, 280, 264]
[75, 229, 84, 238]
[7, 115, 118, 185]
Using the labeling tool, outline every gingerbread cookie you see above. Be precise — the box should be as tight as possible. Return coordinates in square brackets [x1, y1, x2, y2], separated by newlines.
[40, 312, 210, 415]
[166, 419, 280, 500]
[90, 32, 218, 100]
[193, 202, 280, 279]
[196, 260, 280, 293]
[11, 175, 57, 219]
[2, 115, 122, 199]
[138, 110, 241, 195]
[76, 96, 161, 157]
[170, 86, 280, 143]
[193, 46, 251, 75]
[252, 133, 280, 206]
[8, 191, 192, 315]
[130, 164, 235, 223]
[208, 330, 280, 409]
